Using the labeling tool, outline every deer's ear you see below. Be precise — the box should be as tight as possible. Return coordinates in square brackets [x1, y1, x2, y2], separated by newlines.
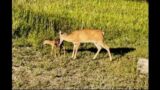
[59, 30, 62, 35]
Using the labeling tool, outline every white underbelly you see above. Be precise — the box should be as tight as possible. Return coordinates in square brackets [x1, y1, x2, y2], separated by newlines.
[80, 40, 96, 43]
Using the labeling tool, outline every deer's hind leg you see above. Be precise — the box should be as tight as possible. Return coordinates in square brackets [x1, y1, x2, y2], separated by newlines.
[93, 43, 102, 59]
[100, 43, 112, 61]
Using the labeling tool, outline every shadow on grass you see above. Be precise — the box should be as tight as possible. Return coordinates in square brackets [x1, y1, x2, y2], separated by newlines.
[110, 47, 136, 56]
[65, 47, 136, 57]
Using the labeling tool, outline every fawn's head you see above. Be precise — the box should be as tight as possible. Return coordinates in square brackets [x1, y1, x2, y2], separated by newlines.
[54, 38, 60, 47]
[43, 40, 50, 45]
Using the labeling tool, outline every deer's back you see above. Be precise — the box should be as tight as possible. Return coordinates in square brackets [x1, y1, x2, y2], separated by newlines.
[70, 29, 104, 42]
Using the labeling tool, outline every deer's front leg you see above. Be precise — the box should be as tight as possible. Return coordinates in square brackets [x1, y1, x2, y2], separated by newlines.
[72, 44, 76, 58]
[73, 43, 80, 59]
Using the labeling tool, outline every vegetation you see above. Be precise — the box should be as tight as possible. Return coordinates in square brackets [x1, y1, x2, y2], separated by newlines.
[12, 0, 148, 89]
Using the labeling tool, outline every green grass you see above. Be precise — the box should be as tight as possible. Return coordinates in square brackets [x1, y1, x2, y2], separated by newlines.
[12, 0, 148, 89]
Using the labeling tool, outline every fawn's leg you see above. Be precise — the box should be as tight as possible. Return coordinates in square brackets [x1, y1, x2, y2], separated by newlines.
[63, 46, 66, 57]
[54, 48, 57, 57]
[57, 47, 60, 57]
[51, 45, 53, 55]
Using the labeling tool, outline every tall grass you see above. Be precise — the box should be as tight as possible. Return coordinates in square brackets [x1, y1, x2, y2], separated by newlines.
[12, 0, 148, 49]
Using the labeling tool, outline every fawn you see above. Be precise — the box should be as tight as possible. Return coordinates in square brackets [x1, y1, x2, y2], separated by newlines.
[43, 38, 65, 57]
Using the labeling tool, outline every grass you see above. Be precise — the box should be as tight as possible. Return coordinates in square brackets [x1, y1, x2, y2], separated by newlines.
[12, 0, 148, 89]
[13, 46, 148, 89]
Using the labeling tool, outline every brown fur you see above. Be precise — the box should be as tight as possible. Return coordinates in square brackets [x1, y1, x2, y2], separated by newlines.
[43, 38, 65, 57]
[59, 29, 112, 61]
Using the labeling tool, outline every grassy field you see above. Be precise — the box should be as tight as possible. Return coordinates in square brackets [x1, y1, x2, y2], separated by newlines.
[12, 0, 148, 89]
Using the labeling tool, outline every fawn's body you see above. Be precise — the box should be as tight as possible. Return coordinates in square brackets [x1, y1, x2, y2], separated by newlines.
[43, 38, 65, 57]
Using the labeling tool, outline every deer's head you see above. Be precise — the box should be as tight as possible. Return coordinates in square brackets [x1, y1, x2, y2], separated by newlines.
[59, 31, 67, 46]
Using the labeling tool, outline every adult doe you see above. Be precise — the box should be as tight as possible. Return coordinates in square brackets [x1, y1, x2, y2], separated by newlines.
[59, 29, 112, 61]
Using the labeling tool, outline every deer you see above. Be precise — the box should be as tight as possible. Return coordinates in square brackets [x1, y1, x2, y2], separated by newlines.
[59, 29, 112, 61]
[43, 38, 65, 57]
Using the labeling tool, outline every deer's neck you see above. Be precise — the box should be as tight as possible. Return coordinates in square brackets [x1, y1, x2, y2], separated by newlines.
[63, 35, 74, 42]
